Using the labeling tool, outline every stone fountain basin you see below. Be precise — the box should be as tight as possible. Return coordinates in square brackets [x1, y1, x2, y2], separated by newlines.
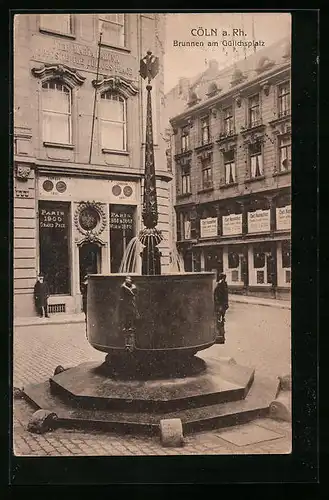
[86, 273, 217, 355]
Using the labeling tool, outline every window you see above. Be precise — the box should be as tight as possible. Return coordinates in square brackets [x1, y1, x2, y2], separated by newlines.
[181, 127, 190, 152]
[201, 157, 213, 189]
[223, 106, 234, 135]
[181, 213, 191, 240]
[256, 270, 265, 284]
[278, 135, 291, 171]
[39, 201, 71, 295]
[248, 94, 260, 127]
[99, 14, 125, 47]
[100, 92, 126, 151]
[249, 142, 263, 178]
[40, 14, 72, 35]
[231, 270, 239, 282]
[254, 251, 266, 269]
[201, 116, 210, 145]
[181, 167, 191, 194]
[223, 150, 236, 184]
[204, 248, 223, 272]
[42, 81, 72, 144]
[282, 241, 291, 268]
[228, 252, 240, 269]
[278, 82, 290, 117]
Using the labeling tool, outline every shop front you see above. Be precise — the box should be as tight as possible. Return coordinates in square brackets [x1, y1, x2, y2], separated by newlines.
[37, 174, 141, 314]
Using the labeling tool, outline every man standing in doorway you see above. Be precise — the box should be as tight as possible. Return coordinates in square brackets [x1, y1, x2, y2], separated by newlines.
[34, 273, 50, 318]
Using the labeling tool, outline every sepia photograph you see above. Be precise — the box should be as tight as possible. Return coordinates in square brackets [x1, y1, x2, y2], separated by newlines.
[13, 11, 292, 458]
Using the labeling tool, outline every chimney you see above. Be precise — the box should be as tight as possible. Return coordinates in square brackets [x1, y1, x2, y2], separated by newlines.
[178, 77, 189, 97]
[208, 59, 219, 73]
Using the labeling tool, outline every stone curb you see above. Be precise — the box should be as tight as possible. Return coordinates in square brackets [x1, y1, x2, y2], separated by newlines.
[229, 295, 291, 310]
[14, 314, 85, 328]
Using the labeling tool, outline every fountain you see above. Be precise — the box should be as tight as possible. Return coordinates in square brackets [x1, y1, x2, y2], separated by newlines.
[21, 52, 280, 443]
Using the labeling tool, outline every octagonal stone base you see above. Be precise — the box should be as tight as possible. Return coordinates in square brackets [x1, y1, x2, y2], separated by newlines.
[22, 356, 280, 435]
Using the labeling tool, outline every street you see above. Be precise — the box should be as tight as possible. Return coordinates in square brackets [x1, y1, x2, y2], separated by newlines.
[13, 301, 291, 456]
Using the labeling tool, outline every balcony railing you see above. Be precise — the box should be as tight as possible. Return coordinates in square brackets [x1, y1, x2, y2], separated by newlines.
[278, 108, 291, 118]
[218, 128, 237, 140]
[195, 136, 213, 150]
[248, 118, 263, 129]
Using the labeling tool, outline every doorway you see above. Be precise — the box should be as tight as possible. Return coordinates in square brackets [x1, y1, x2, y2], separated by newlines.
[79, 242, 101, 286]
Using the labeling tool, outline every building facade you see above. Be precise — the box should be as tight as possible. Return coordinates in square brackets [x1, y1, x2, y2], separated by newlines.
[170, 37, 291, 300]
[13, 13, 173, 318]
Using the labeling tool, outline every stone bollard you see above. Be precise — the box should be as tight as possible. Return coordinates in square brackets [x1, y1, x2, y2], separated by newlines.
[160, 418, 184, 447]
[279, 374, 292, 392]
[27, 409, 58, 434]
[54, 365, 67, 376]
[269, 373, 292, 422]
[13, 387, 25, 399]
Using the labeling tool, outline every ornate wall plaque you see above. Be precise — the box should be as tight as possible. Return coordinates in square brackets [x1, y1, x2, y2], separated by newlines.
[74, 201, 107, 242]
[79, 206, 100, 231]
[16, 164, 31, 181]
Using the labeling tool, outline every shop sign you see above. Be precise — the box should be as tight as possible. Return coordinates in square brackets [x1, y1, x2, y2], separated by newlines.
[222, 214, 242, 236]
[110, 211, 134, 231]
[200, 217, 218, 238]
[39, 207, 67, 229]
[184, 220, 191, 240]
[247, 209, 270, 233]
[276, 205, 291, 231]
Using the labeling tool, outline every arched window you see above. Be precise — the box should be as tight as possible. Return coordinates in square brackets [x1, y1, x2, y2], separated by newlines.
[41, 80, 72, 144]
[100, 92, 126, 151]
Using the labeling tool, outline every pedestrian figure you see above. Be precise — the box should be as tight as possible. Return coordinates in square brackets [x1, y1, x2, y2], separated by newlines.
[80, 274, 88, 319]
[214, 273, 229, 343]
[119, 276, 140, 352]
[34, 273, 50, 318]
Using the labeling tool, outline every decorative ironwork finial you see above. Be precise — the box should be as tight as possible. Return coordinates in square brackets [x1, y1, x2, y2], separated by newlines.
[138, 51, 163, 275]
[140, 50, 159, 85]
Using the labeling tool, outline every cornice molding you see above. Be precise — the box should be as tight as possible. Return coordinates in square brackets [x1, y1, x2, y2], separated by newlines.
[92, 75, 139, 98]
[31, 64, 86, 87]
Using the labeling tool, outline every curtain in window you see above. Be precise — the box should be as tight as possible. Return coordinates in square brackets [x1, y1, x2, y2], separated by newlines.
[279, 137, 291, 170]
[225, 162, 235, 184]
[202, 123, 209, 144]
[251, 154, 263, 177]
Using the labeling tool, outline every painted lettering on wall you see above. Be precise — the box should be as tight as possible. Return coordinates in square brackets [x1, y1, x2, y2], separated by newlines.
[32, 36, 135, 78]
[222, 214, 242, 236]
[200, 217, 218, 238]
[276, 205, 291, 231]
[247, 209, 270, 233]
[110, 211, 134, 230]
[39, 209, 66, 229]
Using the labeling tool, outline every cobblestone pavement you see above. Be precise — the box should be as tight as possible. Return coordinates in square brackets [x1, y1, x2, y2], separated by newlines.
[13, 302, 291, 456]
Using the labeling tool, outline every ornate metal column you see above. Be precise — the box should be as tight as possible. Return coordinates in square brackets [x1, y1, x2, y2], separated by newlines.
[139, 51, 163, 275]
